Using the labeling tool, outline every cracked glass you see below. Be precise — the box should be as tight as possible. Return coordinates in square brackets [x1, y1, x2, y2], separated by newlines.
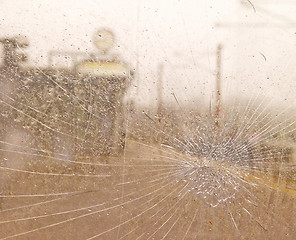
[0, 0, 296, 239]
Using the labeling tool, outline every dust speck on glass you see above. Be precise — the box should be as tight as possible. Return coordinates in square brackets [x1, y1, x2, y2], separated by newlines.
[0, 0, 296, 239]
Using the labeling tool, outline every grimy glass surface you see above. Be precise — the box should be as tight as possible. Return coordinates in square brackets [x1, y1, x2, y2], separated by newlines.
[0, 0, 296, 239]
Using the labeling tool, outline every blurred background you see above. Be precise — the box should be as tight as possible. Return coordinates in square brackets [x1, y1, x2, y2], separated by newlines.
[1, 0, 296, 107]
[1, 0, 296, 239]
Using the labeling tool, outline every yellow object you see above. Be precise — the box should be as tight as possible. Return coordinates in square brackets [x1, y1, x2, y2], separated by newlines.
[76, 61, 129, 77]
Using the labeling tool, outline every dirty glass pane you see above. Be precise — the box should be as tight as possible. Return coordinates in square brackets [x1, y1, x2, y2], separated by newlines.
[1, 0, 296, 239]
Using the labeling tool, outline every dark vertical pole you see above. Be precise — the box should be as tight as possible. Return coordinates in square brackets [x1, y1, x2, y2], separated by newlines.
[157, 63, 164, 118]
[215, 44, 222, 127]
[135, 0, 141, 95]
